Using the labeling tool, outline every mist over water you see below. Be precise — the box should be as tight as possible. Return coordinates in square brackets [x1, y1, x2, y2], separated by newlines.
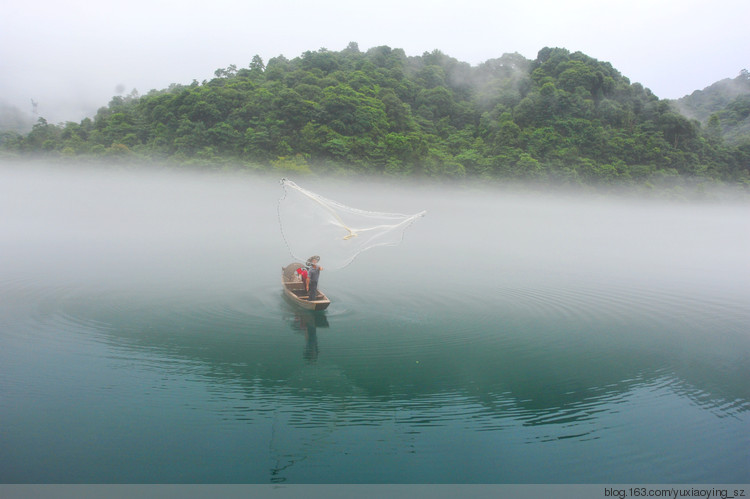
[1, 162, 748, 483]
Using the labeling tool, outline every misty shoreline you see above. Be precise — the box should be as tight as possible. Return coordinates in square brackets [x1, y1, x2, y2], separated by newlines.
[1, 156, 748, 204]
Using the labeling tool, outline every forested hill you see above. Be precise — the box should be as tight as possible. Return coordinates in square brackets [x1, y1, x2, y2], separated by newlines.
[672, 69, 750, 146]
[2, 44, 748, 187]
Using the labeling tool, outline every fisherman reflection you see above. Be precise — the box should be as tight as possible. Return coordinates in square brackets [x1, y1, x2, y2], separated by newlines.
[293, 311, 329, 362]
[295, 312, 318, 362]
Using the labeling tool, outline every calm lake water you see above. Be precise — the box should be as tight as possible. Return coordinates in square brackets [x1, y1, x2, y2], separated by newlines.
[1, 164, 748, 483]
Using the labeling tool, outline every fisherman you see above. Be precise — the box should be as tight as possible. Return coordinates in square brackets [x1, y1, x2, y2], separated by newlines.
[306, 255, 323, 301]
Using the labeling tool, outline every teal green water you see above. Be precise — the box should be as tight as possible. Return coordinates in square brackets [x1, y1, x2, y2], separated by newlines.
[1, 166, 748, 483]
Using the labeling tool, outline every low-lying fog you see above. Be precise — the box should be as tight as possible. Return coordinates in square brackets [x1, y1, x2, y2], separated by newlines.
[1, 161, 748, 308]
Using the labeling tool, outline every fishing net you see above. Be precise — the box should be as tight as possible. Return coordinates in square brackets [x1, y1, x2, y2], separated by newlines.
[278, 179, 426, 270]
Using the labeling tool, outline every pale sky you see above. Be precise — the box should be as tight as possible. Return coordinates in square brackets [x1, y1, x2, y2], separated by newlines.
[1, 0, 748, 124]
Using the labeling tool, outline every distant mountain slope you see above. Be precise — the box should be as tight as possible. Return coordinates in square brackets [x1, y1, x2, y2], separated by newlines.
[0, 102, 35, 133]
[673, 70, 750, 145]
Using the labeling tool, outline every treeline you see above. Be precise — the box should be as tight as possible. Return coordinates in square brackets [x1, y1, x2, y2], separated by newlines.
[2, 44, 749, 187]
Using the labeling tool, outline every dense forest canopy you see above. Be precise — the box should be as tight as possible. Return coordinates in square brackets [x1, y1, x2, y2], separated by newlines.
[2, 44, 748, 188]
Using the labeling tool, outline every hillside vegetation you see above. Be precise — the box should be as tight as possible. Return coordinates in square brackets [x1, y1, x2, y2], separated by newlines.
[672, 70, 750, 147]
[2, 44, 748, 187]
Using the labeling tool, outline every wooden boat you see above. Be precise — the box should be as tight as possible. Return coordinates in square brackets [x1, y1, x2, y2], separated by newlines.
[281, 262, 331, 311]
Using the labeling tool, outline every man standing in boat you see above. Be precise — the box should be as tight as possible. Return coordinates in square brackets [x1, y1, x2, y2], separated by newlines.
[307, 256, 323, 301]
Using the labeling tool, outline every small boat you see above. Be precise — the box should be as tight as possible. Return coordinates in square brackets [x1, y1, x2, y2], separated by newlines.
[281, 262, 331, 311]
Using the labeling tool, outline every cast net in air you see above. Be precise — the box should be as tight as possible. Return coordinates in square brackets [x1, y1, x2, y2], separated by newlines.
[278, 179, 426, 270]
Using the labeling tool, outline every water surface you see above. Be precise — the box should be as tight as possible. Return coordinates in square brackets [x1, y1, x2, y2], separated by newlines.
[1, 165, 748, 483]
